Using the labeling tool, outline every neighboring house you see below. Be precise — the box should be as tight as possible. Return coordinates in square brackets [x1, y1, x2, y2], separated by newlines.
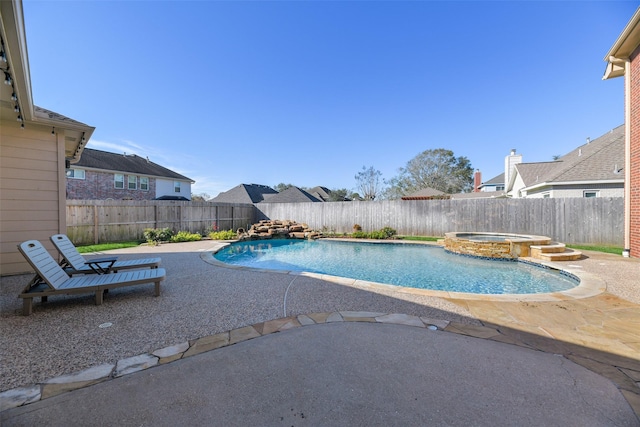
[506, 125, 625, 199]
[211, 184, 278, 204]
[212, 184, 342, 204]
[259, 186, 321, 203]
[1, 0, 95, 274]
[478, 173, 506, 192]
[450, 191, 506, 200]
[472, 149, 521, 194]
[603, 7, 640, 258]
[307, 186, 351, 202]
[401, 188, 447, 200]
[66, 148, 194, 201]
[307, 186, 332, 201]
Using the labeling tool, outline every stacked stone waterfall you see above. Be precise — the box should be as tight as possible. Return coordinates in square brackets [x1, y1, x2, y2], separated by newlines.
[240, 220, 320, 240]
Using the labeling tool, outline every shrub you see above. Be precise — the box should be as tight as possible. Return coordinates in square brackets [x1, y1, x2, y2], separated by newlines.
[353, 224, 362, 232]
[368, 230, 386, 239]
[170, 231, 202, 243]
[381, 226, 397, 238]
[143, 228, 174, 245]
[351, 227, 397, 240]
[209, 229, 237, 240]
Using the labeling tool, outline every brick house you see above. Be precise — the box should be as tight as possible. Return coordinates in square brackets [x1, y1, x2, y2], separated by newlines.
[66, 148, 194, 201]
[603, 7, 640, 258]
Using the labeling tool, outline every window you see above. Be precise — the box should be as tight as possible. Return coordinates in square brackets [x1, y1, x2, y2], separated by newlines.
[66, 168, 85, 179]
[174, 181, 181, 193]
[128, 175, 137, 190]
[542, 193, 550, 199]
[496, 185, 505, 191]
[140, 177, 149, 191]
[584, 191, 598, 198]
[114, 174, 124, 189]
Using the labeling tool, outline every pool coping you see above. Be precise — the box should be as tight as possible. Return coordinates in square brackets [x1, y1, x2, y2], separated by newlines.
[203, 239, 606, 302]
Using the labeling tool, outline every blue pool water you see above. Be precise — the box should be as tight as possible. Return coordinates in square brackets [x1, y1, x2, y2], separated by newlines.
[214, 239, 578, 295]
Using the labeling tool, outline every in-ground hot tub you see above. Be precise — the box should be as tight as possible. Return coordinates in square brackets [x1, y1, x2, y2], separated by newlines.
[444, 232, 551, 259]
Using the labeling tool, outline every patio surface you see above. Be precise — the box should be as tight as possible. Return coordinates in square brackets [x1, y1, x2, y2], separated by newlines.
[0, 240, 639, 424]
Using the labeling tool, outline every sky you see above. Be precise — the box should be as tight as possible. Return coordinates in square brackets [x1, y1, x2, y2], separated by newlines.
[23, 0, 638, 198]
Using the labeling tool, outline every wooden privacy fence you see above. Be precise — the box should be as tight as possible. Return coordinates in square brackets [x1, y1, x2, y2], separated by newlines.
[66, 200, 256, 245]
[256, 197, 624, 246]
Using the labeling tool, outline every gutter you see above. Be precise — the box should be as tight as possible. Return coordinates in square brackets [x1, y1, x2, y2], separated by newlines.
[521, 179, 624, 193]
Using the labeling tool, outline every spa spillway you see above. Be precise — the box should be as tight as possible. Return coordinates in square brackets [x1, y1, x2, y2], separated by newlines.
[444, 232, 551, 259]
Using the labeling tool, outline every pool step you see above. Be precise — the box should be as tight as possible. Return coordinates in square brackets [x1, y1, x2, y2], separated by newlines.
[530, 243, 582, 261]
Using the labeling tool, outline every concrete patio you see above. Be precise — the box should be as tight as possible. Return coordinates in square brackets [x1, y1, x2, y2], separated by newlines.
[0, 240, 639, 424]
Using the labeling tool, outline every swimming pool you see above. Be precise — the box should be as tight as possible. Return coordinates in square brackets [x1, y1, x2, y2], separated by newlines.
[213, 239, 578, 295]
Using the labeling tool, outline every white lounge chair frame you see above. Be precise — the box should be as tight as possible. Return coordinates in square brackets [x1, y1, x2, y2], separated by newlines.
[17, 240, 165, 316]
[50, 234, 161, 274]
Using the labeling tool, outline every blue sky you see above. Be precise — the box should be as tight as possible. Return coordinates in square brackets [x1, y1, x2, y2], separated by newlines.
[24, 1, 637, 198]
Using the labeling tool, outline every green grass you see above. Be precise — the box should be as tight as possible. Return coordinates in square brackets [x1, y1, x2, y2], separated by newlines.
[396, 236, 442, 242]
[76, 241, 142, 253]
[566, 244, 623, 255]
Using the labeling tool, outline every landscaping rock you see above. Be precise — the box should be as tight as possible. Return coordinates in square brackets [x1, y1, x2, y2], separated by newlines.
[241, 220, 320, 241]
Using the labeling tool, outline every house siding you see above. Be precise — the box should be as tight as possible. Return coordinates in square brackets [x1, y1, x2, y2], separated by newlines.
[0, 123, 65, 274]
[630, 44, 640, 257]
[527, 184, 624, 199]
[66, 169, 157, 200]
[155, 179, 192, 200]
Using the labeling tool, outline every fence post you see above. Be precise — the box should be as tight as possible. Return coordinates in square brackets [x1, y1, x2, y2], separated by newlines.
[93, 204, 99, 245]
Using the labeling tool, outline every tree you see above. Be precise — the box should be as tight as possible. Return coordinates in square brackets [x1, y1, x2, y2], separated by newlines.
[328, 188, 349, 201]
[191, 192, 211, 201]
[354, 166, 385, 201]
[273, 183, 294, 193]
[386, 148, 473, 197]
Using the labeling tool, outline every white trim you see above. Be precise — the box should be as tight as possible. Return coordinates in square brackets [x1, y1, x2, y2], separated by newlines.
[603, 7, 640, 63]
[114, 173, 124, 189]
[520, 179, 624, 193]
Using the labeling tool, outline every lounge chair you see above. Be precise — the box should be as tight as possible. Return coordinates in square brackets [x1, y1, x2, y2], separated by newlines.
[17, 240, 165, 316]
[50, 234, 161, 274]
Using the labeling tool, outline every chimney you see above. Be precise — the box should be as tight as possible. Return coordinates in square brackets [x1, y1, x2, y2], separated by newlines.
[505, 149, 523, 187]
[473, 170, 482, 193]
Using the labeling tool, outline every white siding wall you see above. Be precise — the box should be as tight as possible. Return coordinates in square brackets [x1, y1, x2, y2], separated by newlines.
[528, 186, 624, 198]
[0, 121, 66, 275]
[507, 174, 527, 198]
[155, 179, 192, 200]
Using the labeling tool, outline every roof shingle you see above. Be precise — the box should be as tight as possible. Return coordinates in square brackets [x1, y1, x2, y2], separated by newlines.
[211, 184, 278, 203]
[74, 148, 193, 181]
[513, 125, 624, 187]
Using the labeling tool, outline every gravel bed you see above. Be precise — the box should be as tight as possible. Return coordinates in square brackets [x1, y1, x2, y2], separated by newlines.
[0, 241, 476, 391]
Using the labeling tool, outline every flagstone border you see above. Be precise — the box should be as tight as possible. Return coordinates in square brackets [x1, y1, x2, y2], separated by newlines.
[1, 311, 638, 420]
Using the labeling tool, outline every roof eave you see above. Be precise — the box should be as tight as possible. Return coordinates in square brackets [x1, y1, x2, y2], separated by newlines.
[0, 1, 94, 162]
[522, 179, 624, 192]
[0, 0, 33, 119]
[603, 7, 640, 80]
